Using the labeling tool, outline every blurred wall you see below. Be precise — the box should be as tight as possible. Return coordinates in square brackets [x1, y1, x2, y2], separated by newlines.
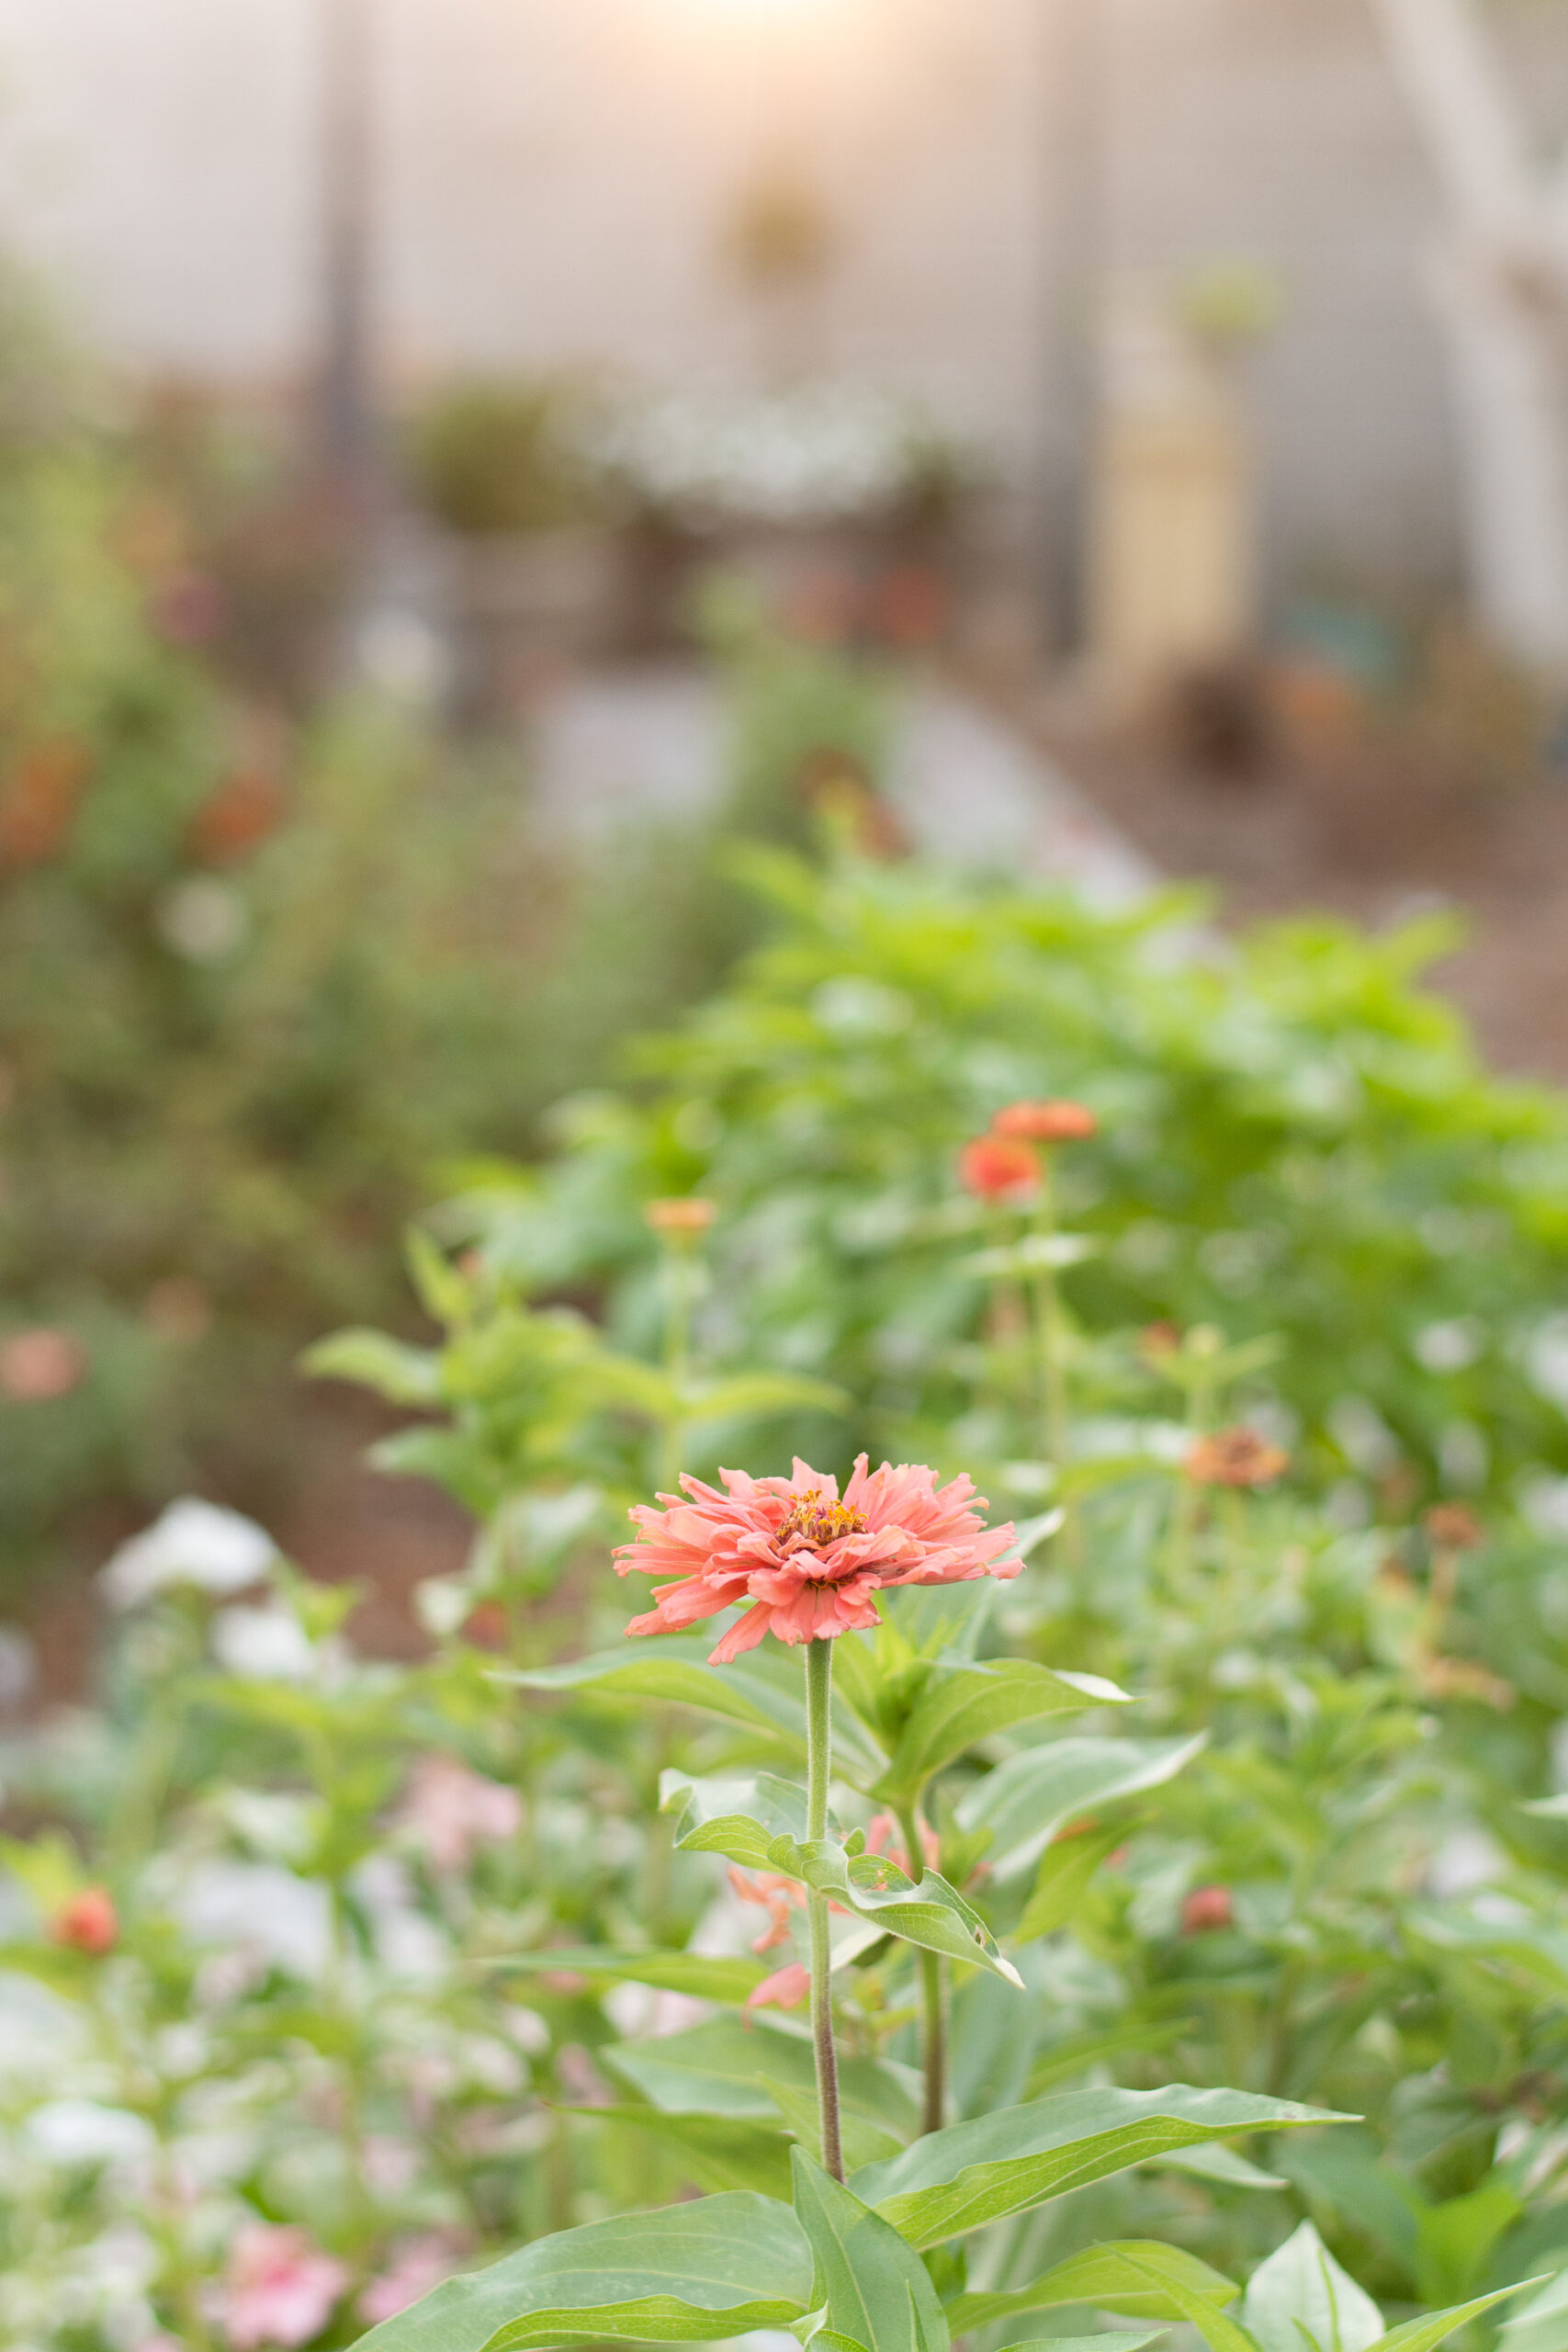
[1, 0, 1565, 604]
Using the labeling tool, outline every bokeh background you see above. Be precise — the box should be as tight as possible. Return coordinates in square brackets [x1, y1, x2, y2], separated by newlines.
[0, 0, 1565, 1699]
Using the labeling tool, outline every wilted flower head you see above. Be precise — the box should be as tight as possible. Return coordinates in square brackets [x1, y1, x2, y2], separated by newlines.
[51, 1887, 118, 1955]
[644, 1197, 716, 1237]
[990, 1099, 1098, 1144]
[1423, 1501, 1484, 1551]
[398, 1754, 522, 1874]
[617, 1453, 1017, 1663]
[1186, 1426, 1289, 1489]
[958, 1136, 1040, 1203]
[220, 2224, 348, 2352]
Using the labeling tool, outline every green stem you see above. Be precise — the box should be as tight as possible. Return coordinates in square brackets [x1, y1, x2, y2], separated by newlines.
[898, 1803, 945, 2135]
[805, 1636, 844, 2181]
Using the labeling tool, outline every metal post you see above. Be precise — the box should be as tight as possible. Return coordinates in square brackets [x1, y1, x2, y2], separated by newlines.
[318, 0, 378, 508]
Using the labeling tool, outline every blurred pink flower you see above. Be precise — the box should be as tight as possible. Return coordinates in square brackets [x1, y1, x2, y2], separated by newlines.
[0, 1327, 86, 1401]
[399, 1754, 521, 1873]
[728, 1863, 807, 1952]
[747, 1959, 812, 2010]
[221, 2224, 347, 2351]
[865, 1812, 940, 1876]
[617, 1455, 1017, 1663]
[357, 2236, 462, 2326]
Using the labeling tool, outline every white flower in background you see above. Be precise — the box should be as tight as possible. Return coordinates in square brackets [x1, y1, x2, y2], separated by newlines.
[154, 876, 247, 963]
[1528, 1313, 1568, 1411]
[174, 1862, 331, 1979]
[24, 2100, 155, 2167]
[597, 380, 964, 525]
[210, 1601, 314, 1681]
[99, 1498, 277, 1611]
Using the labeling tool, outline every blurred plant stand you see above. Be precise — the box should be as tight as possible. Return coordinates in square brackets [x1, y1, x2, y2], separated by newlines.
[1088, 274, 1266, 710]
[446, 524, 628, 721]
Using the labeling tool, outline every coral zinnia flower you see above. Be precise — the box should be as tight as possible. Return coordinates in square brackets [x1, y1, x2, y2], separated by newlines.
[616, 1455, 1018, 1663]
[959, 1136, 1040, 1202]
[990, 1099, 1098, 1144]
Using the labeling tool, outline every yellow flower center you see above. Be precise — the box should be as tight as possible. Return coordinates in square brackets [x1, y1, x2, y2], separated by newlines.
[775, 1492, 870, 1550]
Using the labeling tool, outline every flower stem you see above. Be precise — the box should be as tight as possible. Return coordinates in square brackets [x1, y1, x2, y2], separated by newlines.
[898, 1802, 945, 2135]
[805, 1634, 844, 2181]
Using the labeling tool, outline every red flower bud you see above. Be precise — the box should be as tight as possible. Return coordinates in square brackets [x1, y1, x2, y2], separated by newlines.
[52, 1887, 118, 1954]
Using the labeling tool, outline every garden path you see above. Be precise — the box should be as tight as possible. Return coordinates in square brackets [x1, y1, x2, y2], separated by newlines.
[526, 665, 1155, 905]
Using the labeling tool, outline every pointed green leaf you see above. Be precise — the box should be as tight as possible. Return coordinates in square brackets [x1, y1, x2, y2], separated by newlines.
[1240, 2222, 1383, 2352]
[567, 2105, 793, 2198]
[791, 2148, 950, 2352]
[1099, 2248, 1261, 2352]
[766, 2076, 904, 2171]
[850, 2086, 1352, 2248]
[404, 1227, 472, 1329]
[946, 2241, 1242, 2334]
[769, 1837, 1023, 1987]
[682, 1371, 849, 1425]
[874, 1660, 1133, 1805]
[348, 2192, 811, 2351]
[600, 2017, 921, 2142]
[958, 1736, 1207, 1880]
[301, 1329, 444, 1406]
[491, 1947, 768, 2003]
[994, 2337, 1165, 2352]
[503, 1641, 807, 1754]
[1500, 2266, 1568, 2352]
[660, 1770, 816, 1872]
[1017, 1820, 1136, 1942]
[1155, 2143, 1286, 2190]
[1368, 2280, 1551, 2352]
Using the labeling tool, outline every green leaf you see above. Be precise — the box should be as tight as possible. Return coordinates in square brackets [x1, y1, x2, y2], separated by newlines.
[349, 2192, 811, 2352]
[957, 1735, 1207, 1880]
[1368, 2280, 1550, 2352]
[766, 1837, 1024, 1987]
[993, 2338, 1166, 2352]
[1500, 2266, 1568, 2352]
[490, 1947, 768, 2004]
[874, 1660, 1133, 1806]
[850, 2086, 1352, 2248]
[1096, 2248, 1260, 2352]
[682, 1371, 849, 1426]
[766, 2076, 904, 2172]
[1240, 2222, 1384, 2352]
[301, 1329, 444, 1406]
[566, 2106, 794, 2198]
[947, 2241, 1242, 2334]
[791, 2148, 950, 2352]
[660, 1770, 816, 1872]
[1412, 2180, 1521, 2307]
[503, 1641, 807, 1755]
[600, 2016, 921, 2143]
[1156, 2143, 1287, 2190]
[404, 1227, 472, 1329]
[1017, 1823, 1141, 1944]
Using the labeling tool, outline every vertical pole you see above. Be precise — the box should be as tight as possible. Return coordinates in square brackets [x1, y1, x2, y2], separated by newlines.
[319, 0, 378, 511]
[1040, 0, 1109, 651]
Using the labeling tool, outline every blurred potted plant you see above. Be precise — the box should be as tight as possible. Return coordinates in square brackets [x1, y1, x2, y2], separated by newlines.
[406, 378, 621, 717]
